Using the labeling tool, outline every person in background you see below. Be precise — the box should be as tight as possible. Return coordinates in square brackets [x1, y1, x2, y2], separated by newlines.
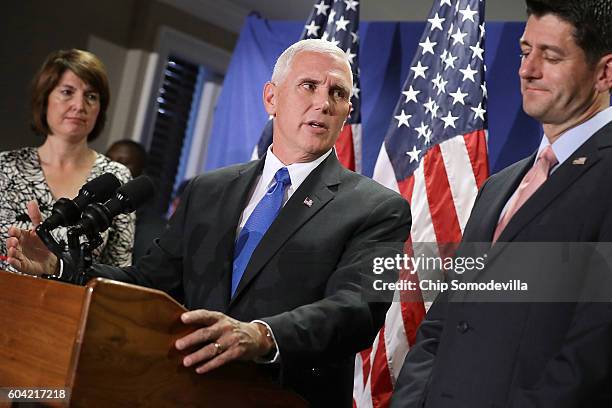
[0, 49, 134, 270]
[106, 139, 166, 262]
[105, 139, 147, 178]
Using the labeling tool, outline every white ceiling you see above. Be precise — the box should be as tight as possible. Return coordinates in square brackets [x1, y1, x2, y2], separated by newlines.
[161, 0, 526, 33]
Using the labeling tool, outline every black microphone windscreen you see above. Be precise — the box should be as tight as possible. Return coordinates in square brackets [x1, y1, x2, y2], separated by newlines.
[79, 173, 121, 204]
[116, 175, 155, 212]
[41, 173, 122, 231]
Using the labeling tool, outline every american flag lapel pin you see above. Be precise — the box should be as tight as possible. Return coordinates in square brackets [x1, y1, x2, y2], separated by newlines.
[303, 197, 313, 207]
[572, 157, 587, 165]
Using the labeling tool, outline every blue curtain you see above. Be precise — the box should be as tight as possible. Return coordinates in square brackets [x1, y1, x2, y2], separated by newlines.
[205, 14, 541, 177]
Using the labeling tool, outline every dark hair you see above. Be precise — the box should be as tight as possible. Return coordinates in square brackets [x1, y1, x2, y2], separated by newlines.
[30, 49, 110, 141]
[107, 139, 147, 159]
[106, 139, 148, 177]
[526, 0, 612, 65]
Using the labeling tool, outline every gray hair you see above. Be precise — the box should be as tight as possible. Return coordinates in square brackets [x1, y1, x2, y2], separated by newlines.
[271, 39, 353, 88]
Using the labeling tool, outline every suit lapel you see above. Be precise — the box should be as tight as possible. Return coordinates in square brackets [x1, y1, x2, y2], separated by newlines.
[478, 123, 612, 274]
[215, 159, 264, 311]
[470, 155, 534, 243]
[229, 153, 341, 305]
[495, 132, 603, 244]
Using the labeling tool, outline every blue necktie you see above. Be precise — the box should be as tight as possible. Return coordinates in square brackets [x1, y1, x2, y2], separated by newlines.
[231, 167, 291, 297]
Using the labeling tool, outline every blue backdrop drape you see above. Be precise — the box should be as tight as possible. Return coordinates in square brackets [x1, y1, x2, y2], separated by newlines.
[205, 14, 541, 177]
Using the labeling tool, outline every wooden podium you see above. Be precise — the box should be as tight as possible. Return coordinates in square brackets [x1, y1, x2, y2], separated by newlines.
[0, 271, 307, 407]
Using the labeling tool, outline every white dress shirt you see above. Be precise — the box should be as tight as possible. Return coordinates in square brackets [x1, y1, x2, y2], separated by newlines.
[241, 145, 333, 363]
[497, 107, 612, 222]
[237, 146, 333, 234]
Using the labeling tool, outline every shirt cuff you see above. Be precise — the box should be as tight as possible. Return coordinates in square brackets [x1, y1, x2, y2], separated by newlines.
[251, 320, 280, 364]
[56, 259, 64, 279]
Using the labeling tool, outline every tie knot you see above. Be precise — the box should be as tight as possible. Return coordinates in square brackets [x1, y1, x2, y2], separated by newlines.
[538, 146, 558, 168]
[274, 167, 291, 187]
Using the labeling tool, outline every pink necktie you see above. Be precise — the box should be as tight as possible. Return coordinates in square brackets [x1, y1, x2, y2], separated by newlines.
[492, 146, 558, 243]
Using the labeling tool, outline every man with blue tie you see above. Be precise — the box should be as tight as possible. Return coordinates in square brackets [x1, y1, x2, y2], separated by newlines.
[6, 39, 412, 406]
[391, 0, 612, 407]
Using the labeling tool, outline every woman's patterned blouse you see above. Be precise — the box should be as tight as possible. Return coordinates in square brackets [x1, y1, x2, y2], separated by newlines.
[0, 147, 135, 271]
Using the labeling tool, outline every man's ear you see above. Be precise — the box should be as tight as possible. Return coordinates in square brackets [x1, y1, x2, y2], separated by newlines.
[343, 101, 353, 126]
[263, 82, 277, 116]
[595, 53, 612, 93]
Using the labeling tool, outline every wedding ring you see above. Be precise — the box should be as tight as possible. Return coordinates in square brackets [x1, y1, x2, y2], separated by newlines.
[213, 342, 223, 355]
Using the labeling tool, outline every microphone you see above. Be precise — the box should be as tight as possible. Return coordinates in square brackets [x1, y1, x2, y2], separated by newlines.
[39, 173, 121, 231]
[74, 175, 155, 237]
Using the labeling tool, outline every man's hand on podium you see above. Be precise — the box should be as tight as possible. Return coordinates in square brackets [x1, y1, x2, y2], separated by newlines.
[175, 309, 275, 374]
[5, 200, 59, 276]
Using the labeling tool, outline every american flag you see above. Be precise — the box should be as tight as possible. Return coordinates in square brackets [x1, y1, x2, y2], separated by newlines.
[253, 0, 362, 172]
[353, 0, 489, 406]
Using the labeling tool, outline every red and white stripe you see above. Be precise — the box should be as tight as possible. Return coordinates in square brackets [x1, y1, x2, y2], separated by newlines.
[354, 129, 488, 407]
[335, 123, 362, 173]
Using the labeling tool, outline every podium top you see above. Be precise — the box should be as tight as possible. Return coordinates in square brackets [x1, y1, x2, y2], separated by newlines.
[0, 271, 307, 407]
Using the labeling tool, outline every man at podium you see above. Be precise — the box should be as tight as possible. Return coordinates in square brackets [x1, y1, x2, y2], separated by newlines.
[5, 39, 412, 407]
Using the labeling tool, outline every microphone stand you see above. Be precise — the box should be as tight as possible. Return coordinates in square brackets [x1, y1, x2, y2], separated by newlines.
[67, 228, 102, 286]
[34, 175, 154, 283]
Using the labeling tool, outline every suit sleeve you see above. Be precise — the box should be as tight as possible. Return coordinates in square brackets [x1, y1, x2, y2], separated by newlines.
[390, 294, 447, 408]
[391, 175, 493, 407]
[510, 303, 612, 408]
[261, 193, 411, 365]
[86, 179, 196, 302]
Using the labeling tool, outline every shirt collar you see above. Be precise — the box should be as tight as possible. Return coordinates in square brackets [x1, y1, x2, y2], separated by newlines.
[538, 106, 612, 167]
[261, 146, 333, 192]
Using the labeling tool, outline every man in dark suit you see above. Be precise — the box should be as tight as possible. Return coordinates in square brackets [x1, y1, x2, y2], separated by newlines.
[391, 0, 612, 407]
[6, 39, 411, 406]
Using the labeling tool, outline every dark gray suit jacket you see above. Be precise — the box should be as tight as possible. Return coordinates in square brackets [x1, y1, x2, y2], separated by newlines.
[391, 121, 612, 408]
[91, 153, 412, 406]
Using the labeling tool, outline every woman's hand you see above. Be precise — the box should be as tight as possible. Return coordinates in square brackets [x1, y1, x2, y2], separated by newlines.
[5, 201, 59, 276]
